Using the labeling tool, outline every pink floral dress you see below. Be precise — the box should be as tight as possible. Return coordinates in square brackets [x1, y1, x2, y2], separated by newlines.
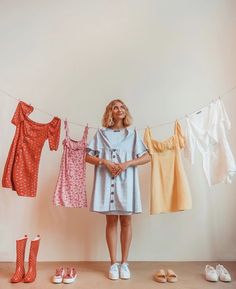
[53, 121, 88, 208]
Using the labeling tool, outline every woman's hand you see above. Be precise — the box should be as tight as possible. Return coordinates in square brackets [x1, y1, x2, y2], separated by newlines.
[115, 162, 130, 175]
[103, 160, 121, 177]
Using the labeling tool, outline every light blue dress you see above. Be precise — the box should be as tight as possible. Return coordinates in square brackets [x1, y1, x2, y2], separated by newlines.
[87, 127, 148, 215]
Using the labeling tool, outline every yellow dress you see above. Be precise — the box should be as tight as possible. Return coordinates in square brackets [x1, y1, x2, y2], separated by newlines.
[144, 121, 192, 214]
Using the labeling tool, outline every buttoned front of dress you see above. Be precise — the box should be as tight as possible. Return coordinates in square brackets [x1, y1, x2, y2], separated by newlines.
[87, 127, 147, 215]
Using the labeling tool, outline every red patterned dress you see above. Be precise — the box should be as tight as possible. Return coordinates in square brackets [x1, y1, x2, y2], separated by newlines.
[2, 101, 61, 197]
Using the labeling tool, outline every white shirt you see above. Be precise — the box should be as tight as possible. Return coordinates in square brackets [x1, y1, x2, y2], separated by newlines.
[184, 98, 236, 186]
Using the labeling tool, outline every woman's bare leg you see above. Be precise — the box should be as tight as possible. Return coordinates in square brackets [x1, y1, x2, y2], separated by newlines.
[106, 215, 118, 264]
[120, 215, 132, 264]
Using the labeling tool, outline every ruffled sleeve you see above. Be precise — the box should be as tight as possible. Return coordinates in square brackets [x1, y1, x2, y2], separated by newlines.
[48, 117, 61, 151]
[87, 130, 100, 156]
[134, 129, 148, 158]
[11, 101, 33, 126]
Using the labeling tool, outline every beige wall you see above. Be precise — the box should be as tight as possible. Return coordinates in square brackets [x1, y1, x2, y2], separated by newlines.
[0, 0, 236, 261]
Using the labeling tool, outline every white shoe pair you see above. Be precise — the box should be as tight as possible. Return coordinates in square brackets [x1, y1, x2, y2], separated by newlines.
[205, 264, 231, 282]
[109, 263, 130, 280]
[52, 267, 78, 284]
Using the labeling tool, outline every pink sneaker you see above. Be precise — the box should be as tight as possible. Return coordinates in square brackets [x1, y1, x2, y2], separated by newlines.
[52, 267, 65, 284]
[63, 268, 78, 284]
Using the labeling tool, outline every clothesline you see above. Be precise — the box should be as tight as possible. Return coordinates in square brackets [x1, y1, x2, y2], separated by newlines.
[145, 85, 236, 130]
[1, 85, 236, 130]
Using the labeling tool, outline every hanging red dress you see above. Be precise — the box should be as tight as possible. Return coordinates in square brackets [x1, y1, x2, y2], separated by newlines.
[2, 101, 61, 197]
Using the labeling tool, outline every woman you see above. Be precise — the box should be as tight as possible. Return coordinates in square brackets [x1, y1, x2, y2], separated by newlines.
[86, 99, 150, 280]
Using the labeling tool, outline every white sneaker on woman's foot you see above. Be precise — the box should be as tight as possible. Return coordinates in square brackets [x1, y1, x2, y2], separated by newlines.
[120, 263, 131, 279]
[109, 263, 120, 280]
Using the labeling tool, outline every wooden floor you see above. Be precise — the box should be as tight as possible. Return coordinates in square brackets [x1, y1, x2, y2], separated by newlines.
[0, 261, 235, 289]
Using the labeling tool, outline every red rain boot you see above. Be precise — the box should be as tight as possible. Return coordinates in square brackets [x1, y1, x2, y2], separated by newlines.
[24, 235, 40, 283]
[10, 235, 28, 283]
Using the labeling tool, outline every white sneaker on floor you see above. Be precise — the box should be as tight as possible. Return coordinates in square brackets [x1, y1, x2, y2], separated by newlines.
[109, 263, 120, 280]
[216, 264, 231, 282]
[120, 263, 131, 280]
[205, 265, 218, 282]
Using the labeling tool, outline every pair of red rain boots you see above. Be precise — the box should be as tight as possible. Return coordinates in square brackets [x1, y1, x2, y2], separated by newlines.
[10, 235, 40, 283]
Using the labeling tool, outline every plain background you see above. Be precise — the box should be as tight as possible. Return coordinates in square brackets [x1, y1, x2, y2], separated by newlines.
[0, 0, 235, 262]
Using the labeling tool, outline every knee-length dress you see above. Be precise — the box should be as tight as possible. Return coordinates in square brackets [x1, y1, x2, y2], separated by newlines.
[2, 101, 61, 197]
[87, 127, 148, 215]
[53, 121, 88, 208]
[144, 121, 192, 214]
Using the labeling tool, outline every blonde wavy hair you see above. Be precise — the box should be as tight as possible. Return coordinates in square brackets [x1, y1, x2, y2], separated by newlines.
[102, 99, 133, 128]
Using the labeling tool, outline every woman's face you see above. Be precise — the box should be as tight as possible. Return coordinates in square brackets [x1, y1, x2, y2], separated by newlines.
[111, 101, 126, 122]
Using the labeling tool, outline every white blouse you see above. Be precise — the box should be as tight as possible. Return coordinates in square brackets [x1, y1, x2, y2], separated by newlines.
[184, 98, 236, 186]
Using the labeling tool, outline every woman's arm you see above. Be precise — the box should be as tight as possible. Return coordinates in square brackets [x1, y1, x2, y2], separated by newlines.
[128, 152, 151, 167]
[85, 153, 103, 166]
[85, 153, 121, 176]
[116, 152, 151, 174]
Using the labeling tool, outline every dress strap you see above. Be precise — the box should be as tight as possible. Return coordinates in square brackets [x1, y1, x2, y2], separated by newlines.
[174, 120, 179, 135]
[64, 119, 69, 138]
[147, 127, 153, 140]
[143, 127, 154, 153]
[174, 120, 185, 148]
[82, 124, 89, 142]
